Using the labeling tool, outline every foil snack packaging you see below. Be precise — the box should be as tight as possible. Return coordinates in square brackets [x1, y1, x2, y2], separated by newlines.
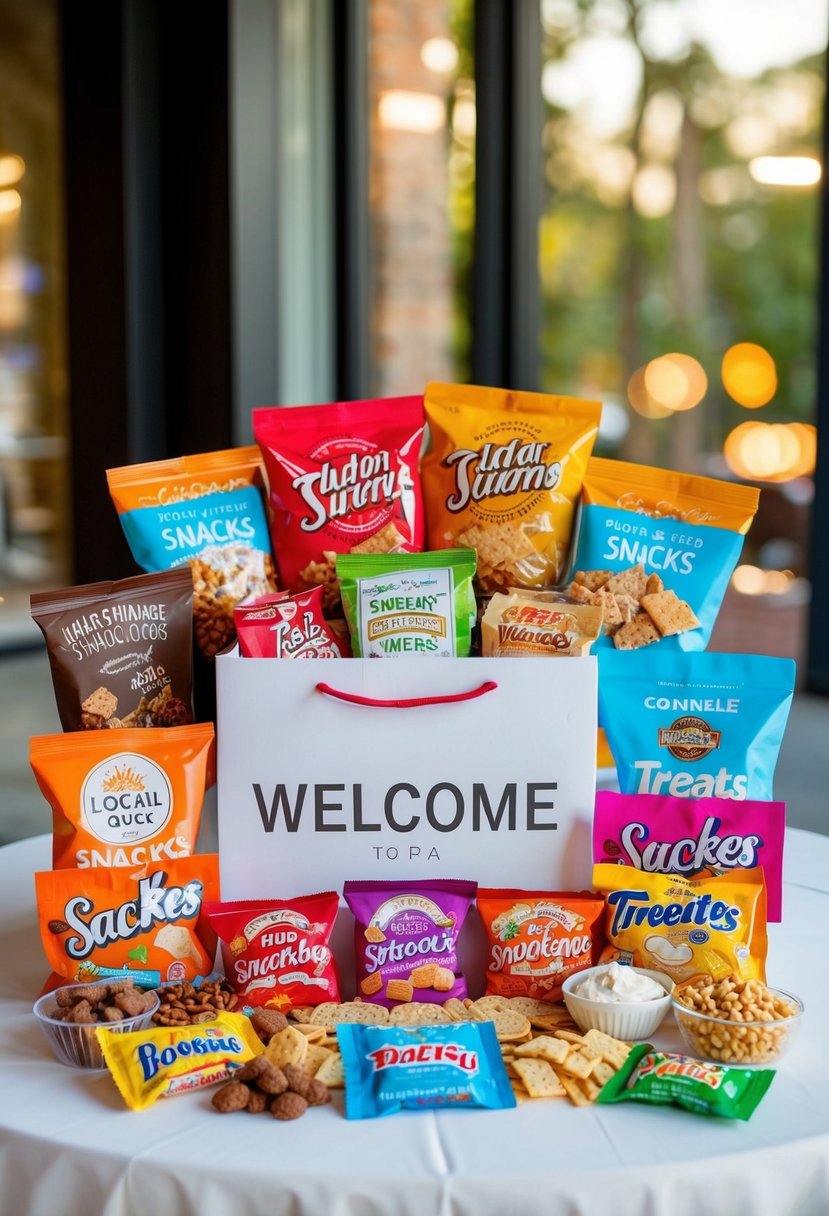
[205, 892, 341, 1011]
[337, 549, 477, 657]
[344, 879, 476, 1008]
[253, 396, 425, 612]
[36, 854, 220, 989]
[338, 1020, 515, 1118]
[593, 790, 786, 920]
[593, 862, 768, 984]
[598, 650, 796, 801]
[480, 592, 602, 657]
[99, 1012, 264, 1111]
[107, 446, 277, 658]
[422, 381, 601, 592]
[233, 587, 350, 658]
[596, 1044, 774, 1120]
[477, 889, 605, 1003]
[567, 458, 760, 652]
[31, 567, 195, 732]
[30, 723, 215, 869]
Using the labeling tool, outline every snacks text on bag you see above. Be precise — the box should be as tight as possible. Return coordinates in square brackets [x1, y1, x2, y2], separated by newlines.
[36, 854, 220, 988]
[596, 1044, 774, 1120]
[598, 650, 796, 801]
[337, 1020, 515, 1118]
[345, 879, 476, 1008]
[337, 549, 477, 658]
[30, 723, 215, 869]
[31, 568, 194, 732]
[107, 446, 277, 658]
[593, 790, 786, 920]
[592, 862, 767, 984]
[567, 458, 759, 651]
[477, 889, 605, 1003]
[99, 1012, 264, 1110]
[253, 397, 425, 611]
[205, 892, 341, 1011]
[480, 592, 602, 657]
[233, 587, 350, 658]
[422, 382, 601, 592]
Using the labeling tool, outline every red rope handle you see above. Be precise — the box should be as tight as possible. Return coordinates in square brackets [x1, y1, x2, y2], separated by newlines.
[315, 679, 498, 709]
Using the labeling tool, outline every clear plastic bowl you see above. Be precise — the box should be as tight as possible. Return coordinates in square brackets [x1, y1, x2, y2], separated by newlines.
[562, 965, 674, 1041]
[672, 986, 803, 1068]
[33, 983, 160, 1070]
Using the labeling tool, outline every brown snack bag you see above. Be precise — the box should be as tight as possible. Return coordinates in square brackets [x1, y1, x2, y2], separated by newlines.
[31, 568, 195, 732]
[480, 591, 602, 657]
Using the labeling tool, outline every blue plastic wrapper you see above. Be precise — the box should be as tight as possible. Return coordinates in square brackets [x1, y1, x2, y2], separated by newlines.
[599, 650, 796, 801]
[337, 1020, 516, 1119]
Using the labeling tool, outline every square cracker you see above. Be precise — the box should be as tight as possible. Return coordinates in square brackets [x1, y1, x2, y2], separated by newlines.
[582, 1028, 631, 1069]
[641, 589, 701, 637]
[567, 581, 596, 605]
[613, 612, 661, 651]
[605, 564, 647, 600]
[554, 1070, 592, 1107]
[513, 1057, 567, 1099]
[593, 587, 624, 636]
[557, 1049, 595, 1081]
[573, 569, 611, 592]
[82, 686, 118, 720]
[350, 521, 404, 555]
[513, 1035, 570, 1065]
[315, 1053, 345, 1088]
[456, 521, 533, 580]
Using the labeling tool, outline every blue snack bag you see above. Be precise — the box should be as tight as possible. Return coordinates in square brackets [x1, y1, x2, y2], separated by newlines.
[567, 458, 759, 651]
[337, 1020, 516, 1119]
[599, 650, 795, 801]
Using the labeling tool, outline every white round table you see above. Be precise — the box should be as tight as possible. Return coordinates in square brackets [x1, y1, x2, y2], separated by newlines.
[2, 830, 828, 1216]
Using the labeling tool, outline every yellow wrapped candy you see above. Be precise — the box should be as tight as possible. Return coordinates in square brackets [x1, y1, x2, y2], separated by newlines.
[592, 864, 767, 984]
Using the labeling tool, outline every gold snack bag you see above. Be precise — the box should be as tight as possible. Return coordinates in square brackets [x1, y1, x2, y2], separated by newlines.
[422, 383, 601, 592]
[481, 591, 602, 656]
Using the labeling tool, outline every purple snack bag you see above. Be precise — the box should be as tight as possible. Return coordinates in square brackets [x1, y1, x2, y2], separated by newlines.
[344, 879, 477, 1008]
[592, 790, 786, 920]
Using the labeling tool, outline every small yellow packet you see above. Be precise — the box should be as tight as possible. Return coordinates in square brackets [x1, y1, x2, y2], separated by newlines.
[481, 592, 602, 656]
[97, 1012, 263, 1110]
[592, 864, 767, 984]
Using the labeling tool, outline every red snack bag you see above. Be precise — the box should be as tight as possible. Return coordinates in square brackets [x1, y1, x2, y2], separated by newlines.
[477, 889, 605, 1004]
[205, 893, 340, 1011]
[344, 879, 476, 1009]
[253, 397, 425, 611]
[233, 587, 350, 658]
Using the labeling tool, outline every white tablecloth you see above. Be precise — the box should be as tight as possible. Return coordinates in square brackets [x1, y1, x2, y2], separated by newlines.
[2, 830, 828, 1216]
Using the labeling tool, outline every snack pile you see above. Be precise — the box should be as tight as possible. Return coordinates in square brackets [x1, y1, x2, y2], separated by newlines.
[24, 382, 800, 1136]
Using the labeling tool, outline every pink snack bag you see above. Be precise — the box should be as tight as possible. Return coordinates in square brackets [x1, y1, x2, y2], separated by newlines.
[593, 790, 785, 921]
[344, 879, 476, 1008]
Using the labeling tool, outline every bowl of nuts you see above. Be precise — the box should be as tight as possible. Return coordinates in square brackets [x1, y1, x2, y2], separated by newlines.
[672, 974, 803, 1068]
[33, 981, 160, 1070]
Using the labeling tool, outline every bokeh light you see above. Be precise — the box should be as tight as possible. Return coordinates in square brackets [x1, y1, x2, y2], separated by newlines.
[643, 353, 707, 412]
[723, 420, 815, 482]
[721, 342, 777, 407]
[627, 365, 673, 418]
[731, 565, 796, 596]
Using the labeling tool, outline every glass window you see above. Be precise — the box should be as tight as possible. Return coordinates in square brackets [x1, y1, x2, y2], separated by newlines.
[0, 0, 69, 619]
[367, 0, 475, 395]
[539, 0, 826, 667]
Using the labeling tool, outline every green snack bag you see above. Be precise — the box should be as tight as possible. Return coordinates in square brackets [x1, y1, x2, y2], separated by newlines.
[336, 549, 477, 658]
[597, 1044, 774, 1120]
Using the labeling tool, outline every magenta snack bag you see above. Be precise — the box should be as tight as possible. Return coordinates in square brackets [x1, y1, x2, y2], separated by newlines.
[593, 790, 785, 921]
[344, 879, 476, 1008]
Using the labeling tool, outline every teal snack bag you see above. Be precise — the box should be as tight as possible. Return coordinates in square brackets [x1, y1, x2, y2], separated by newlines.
[336, 549, 477, 657]
[599, 650, 795, 801]
[597, 1044, 774, 1120]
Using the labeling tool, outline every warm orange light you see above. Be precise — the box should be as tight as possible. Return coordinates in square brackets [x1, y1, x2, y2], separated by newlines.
[0, 155, 25, 188]
[723, 420, 810, 482]
[644, 353, 707, 412]
[378, 90, 446, 133]
[786, 422, 817, 479]
[721, 342, 777, 408]
[627, 365, 673, 419]
[0, 188, 21, 221]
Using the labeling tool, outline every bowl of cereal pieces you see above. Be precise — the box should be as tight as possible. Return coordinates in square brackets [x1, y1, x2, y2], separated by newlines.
[33, 980, 160, 1070]
[672, 974, 803, 1068]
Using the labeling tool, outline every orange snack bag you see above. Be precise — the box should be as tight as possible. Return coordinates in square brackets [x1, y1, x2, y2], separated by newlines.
[477, 889, 605, 1004]
[422, 382, 601, 592]
[36, 854, 220, 989]
[30, 724, 215, 870]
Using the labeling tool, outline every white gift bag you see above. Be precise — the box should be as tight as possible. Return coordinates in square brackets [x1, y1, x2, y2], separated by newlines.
[216, 654, 597, 901]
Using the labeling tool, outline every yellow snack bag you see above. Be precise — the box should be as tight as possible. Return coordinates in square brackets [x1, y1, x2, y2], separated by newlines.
[592, 863, 767, 984]
[98, 1012, 263, 1110]
[480, 592, 602, 656]
[422, 383, 601, 592]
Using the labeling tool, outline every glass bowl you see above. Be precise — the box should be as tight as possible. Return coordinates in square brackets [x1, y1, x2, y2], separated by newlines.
[672, 985, 803, 1068]
[33, 983, 160, 1070]
[562, 965, 674, 1041]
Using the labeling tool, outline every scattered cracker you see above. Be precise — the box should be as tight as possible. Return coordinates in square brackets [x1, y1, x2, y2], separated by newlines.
[513, 1035, 570, 1065]
[645, 572, 664, 595]
[264, 1025, 308, 1069]
[573, 569, 612, 592]
[349, 521, 405, 555]
[513, 1057, 567, 1099]
[605, 564, 647, 599]
[613, 611, 662, 650]
[388, 1003, 452, 1026]
[640, 589, 701, 637]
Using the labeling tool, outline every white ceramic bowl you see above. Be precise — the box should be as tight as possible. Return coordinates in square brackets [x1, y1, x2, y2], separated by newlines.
[562, 965, 674, 1041]
[672, 986, 803, 1068]
[33, 983, 160, 1070]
